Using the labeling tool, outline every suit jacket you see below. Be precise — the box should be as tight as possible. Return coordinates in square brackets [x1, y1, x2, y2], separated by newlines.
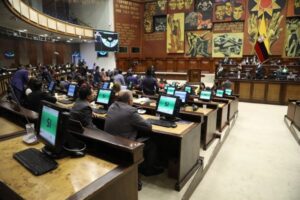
[104, 101, 152, 140]
[70, 99, 94, 128]
[11, 69, 29, 91]
[27, 90, 57, 112]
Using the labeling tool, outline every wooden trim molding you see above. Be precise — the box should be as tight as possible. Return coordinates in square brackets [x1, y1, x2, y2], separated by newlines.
[4, 0, 94, 39]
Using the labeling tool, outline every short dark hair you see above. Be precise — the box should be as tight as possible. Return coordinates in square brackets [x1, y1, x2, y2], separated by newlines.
[78, 84, 92, 100]
[32, 79, 42, 91]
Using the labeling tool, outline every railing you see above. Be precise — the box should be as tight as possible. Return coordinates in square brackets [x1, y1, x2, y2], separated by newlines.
[4, 0, 94, 38]
[0, 74, 12, 98]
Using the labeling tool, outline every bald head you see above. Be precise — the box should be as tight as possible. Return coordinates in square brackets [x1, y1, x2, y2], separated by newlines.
[118, 90, 133, 105]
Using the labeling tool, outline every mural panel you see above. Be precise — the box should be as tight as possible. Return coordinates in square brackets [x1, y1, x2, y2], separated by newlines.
[185, 31, 212, 57]
[167, 13, 185, 53]
[284, 18, 300, 57]
[212, 32, 244, 57]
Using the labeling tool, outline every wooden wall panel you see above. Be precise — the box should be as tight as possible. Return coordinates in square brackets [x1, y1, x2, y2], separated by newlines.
[55, 43, 65, 64]
[285, 85, 300, 103]
[252, 83, 266, 101]
[177, 59, 186, 72]
[166, 60, 176, 72]
[28, 41, 37, 66]
[267, 84, 281, 103]
[239, 83, 251, 99]
[155, 59, 166, 72]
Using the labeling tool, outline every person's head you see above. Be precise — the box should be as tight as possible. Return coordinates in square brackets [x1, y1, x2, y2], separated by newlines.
[96, 66, 99, 70]
[31, 79, 42, 91]
[67, 75, 72, 81]
[78, 84, 93, 102]
[225, 2, 232, 16]
[146, 68, 152, 76]
[112, 82, 121, 93]
[101, 68, 105, 72]
[118, 90, 133, 105]
[232, 3, 243, 20]
[200, 82, 206, 90]
[215, 5, 225, 20]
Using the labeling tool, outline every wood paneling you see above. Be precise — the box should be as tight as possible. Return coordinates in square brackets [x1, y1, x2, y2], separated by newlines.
[239, 82, 251, 99]
[285, 85, 300, 103]
[267, 84, 281, 103]
[252, 83, 266, 101]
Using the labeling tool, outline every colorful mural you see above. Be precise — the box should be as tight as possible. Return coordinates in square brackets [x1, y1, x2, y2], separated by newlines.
[167, 13, 185, 53]
[185, 31, 212, 57]
[212, 33, 244, 57]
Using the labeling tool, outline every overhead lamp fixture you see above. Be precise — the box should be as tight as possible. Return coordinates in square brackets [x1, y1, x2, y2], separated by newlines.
[69, 38, 73, 41]
[57, 36, 61, 39]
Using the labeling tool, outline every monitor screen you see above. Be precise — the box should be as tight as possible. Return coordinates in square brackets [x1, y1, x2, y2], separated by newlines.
[95, 30, 119, 52]
[216, 89, 224, 98]
[48, 81, 55, 92]
[67, 84, 76, 97]
[39, 105, 59, 146]
[200, 90, 212, 101]
[164, 84, 169, 90]
[225, 89, 232, 96]
[157, 96, 177, 115]
[96, 89, 112, 105]
[185, 86, 192, 94]
[102, 82, 109, 89]
[174, 91, 187, 103]
[167, 86, 175, 95]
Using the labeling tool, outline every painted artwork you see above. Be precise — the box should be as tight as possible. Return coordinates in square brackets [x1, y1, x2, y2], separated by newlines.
[185, 12, 212, 31]
[185, 31, 212, 57]
[284, 18, 300, 57]
[213, 0, 245, 22]
[157, 0, 168, 14]
[245, 0, 286, 55]
[167, 13, 185, 53]
[168, 0, 194, 13]
[144, 3, 156, 33]
[212, 33, 244, 57]
[154, 16, 167, 32]
[194, 0, 213, 29]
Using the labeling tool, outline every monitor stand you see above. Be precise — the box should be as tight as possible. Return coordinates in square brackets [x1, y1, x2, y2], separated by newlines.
[42, 145, 67, 159]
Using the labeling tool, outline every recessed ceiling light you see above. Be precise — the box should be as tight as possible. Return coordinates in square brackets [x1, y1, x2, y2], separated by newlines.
[57, 36, 61, 39]
[67, 40, 71, 43]
[69, 38, 73, 41]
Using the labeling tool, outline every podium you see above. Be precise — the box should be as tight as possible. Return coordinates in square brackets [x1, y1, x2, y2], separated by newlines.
[187, 69, 202, 83]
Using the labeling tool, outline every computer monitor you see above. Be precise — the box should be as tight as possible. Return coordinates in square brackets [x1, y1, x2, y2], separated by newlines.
[48, 81, 56, 94]
[164, 84, 169, 91]
[225, 89, 232, 96]
[156, 95, 179, 120]
[95, 89, 113, 108]
[67, 84, 77, 98]
[184, 86, 192, 94]
[102, 82, 110, 89]
[166, 86, 175, 95]
[215, 89, 224, 98]
[37, 101, 67, 156]
[174, 91, 188, 104]
[199, 90, 212, 101]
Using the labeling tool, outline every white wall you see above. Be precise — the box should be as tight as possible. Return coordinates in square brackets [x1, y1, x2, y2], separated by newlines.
[70, 0, 116, 70]
[80, 43, 116, 70]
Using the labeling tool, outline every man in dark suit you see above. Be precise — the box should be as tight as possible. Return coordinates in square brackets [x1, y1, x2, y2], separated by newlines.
[70, 84, 95, 128]
[27, 80, 57, 112]
[105, 90, 163, 179]
[10, 65, 29, 104]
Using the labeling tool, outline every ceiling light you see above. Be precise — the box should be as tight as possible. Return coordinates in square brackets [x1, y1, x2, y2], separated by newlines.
[57, 36, 61, 39]
[67, 40, 71, 43]
[69, 38, 73, 41]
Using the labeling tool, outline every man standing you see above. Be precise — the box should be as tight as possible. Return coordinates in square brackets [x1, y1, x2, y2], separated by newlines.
[10, 65, 29, 104]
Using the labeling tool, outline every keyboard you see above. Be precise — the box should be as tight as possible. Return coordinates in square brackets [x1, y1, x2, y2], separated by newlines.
[146, 119, 177, 128]
[92, 108, 107, 114]
[13, 148, 58, 176]
[58, 99, 73, 104]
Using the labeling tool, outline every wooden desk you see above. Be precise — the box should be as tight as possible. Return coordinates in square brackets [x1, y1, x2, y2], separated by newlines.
[93, 113, 201, 191]
[0, 117, 25, 141]
[286, 101, 297, 121]
[0, 100, 39, 122]
[293, 103, 300, 130]
[0, 137, 140, 200]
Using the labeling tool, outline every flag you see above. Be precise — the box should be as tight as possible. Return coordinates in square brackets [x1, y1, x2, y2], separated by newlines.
[254, 37, 269, 63]
[258, 15, 270, 53]
[255, 15, 270, 62]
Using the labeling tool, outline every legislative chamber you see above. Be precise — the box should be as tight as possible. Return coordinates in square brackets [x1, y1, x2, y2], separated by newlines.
[0, 0, 299, 200]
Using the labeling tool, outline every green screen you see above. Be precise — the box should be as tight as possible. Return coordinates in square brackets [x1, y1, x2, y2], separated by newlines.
[185, 86, 192, 93]
[225, 89, 232, 95]
[167, 87, 175, 95]
[40, 106, 59, 146]
[216, 90, 224, 97]
[200, 91, 212, 100]
[97, 89, 111, 104]
[157, 96, 176, 115]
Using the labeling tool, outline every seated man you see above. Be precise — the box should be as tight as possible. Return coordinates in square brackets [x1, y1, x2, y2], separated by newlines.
[70, 84, 95, 128]
[104, 90, 163, 177]
[27, 79, 57, 112]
